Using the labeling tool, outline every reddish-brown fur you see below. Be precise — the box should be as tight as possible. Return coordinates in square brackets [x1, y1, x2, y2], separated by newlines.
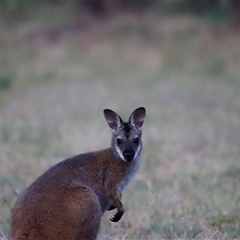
[9, 107, 146, 240]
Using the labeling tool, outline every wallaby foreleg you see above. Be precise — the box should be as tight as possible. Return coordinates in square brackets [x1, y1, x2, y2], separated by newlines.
[109, 193, 124, 222]
[107, 193, 122, 211]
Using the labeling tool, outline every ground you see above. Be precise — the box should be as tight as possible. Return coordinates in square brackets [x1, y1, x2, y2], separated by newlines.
[1, 8, 240, 239]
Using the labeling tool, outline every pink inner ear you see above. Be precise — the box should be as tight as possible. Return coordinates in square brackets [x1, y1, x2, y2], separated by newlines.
[131, 117, 144, 128]
[104, 110, 123, 130]
[108, 118, 121, 130]
[130, 108, 145, 128]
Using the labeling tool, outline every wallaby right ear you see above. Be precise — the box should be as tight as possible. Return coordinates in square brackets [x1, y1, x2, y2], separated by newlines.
[129, 107, 146, 129]
[104, 109, 123, 131]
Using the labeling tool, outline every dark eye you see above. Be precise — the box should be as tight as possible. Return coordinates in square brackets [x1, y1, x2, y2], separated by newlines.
[133, 138, 139, 144]
[117, 138, 123, 145]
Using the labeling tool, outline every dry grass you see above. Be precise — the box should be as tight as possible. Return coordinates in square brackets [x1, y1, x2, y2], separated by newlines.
[1, 8, 240, 239]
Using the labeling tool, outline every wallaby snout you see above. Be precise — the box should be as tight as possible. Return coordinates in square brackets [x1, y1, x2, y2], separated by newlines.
[9, 107, 146, 240]
[123, 143, 135, 162]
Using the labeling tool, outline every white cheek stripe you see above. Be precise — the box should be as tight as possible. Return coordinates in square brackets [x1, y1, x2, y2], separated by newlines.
[116, 145, 142, 162]
[134, 145, 141, 160]
[116, 146, 125, 161]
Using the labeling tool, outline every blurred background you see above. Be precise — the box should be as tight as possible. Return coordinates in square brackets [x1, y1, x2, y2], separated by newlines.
[1, 1, 240, 239]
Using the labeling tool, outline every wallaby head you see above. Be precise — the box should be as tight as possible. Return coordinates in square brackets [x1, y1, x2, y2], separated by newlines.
[104, 107, 146, 163]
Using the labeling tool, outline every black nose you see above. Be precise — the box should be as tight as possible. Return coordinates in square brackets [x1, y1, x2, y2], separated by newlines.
[123, 151, 135, 162]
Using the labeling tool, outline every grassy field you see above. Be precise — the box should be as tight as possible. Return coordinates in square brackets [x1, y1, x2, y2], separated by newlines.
[1, 8, 240, 239]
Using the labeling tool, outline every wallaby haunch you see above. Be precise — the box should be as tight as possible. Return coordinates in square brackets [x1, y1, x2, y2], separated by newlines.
[9, 107, 146, 240]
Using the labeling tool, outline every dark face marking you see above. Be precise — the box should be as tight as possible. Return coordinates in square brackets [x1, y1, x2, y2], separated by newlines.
[113, 122, 140, 162]
[122, 122, 131, 138]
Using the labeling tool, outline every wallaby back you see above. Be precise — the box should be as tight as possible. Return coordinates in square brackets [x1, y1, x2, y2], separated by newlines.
[9, 107, 146, 240]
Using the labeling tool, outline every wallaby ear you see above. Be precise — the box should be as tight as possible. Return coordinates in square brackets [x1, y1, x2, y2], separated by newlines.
[104, 109, 123, 131]
[129, 107, 146, 129]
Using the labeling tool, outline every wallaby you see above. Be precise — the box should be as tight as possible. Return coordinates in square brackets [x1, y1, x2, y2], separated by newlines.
[9, 107, 146, 240]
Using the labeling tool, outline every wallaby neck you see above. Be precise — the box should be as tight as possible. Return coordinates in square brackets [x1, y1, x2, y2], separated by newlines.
[93, 147, 140, 187]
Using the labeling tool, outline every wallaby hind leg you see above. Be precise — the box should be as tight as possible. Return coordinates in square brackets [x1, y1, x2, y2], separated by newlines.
[64, 186, 102, 240]
[74, 187, 102, 240]
[10, 186, 102, 240]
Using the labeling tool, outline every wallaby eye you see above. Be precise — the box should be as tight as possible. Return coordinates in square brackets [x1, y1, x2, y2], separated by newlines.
[117, 138, 123, 145]
[133, 138, 139, 144]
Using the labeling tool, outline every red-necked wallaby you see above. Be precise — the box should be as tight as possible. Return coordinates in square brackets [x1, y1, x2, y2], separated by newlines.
[9, 107, 146, 240]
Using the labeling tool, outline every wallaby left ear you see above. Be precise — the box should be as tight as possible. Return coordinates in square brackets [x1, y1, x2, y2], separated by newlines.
[129, 107, 146, 129]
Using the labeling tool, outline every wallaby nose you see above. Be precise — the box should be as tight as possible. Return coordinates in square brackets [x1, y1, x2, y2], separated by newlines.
[123, 150, 135, 162]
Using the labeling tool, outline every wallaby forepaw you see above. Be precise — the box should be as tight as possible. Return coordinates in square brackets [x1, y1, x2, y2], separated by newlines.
[110, 209, 124, 222]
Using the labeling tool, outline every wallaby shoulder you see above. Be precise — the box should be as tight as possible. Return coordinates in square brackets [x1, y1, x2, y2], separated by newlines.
[20, 148, 127, 195]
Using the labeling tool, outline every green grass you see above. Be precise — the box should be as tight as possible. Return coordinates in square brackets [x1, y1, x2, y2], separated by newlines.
[0, 75, 12, 90]
[1, 8, 240, 239]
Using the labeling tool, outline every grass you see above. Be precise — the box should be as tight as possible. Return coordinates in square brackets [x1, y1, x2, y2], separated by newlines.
[1, 7, 240, 239]
[0, 75, 12, 90]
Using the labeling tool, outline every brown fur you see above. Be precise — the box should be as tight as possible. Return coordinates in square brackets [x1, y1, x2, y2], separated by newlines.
[9, 107, 146, 240]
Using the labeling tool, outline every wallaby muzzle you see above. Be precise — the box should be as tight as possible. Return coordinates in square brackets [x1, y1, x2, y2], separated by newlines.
[123, 143, 135, 162]
[123, 151, 134, 162]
